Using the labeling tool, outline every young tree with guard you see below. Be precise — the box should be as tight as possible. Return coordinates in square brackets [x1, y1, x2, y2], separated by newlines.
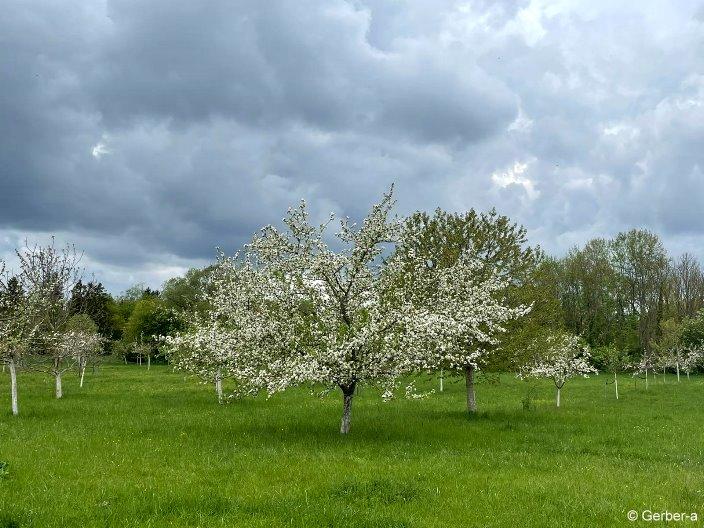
[15, 241, 83, 399]
[63, 314, 103, 388]
[0, 270, 40, 415]
[519, 332, 597, 407]
[593, 345, 629, 399]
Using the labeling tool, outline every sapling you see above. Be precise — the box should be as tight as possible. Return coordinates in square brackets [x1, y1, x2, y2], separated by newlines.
[682, 348, 702, 380]
[15, 241, 83, 398]
[632, 353, 657, 390]
[164, 252, 275, 404]
[519, 332, 597, 407]
[654, 318, 686, 383]
[62, 314, 102, 388]
[165, 317, 242, 404]
[671, 347, 686, 383]
[0, 270, 40, 415]
[131, 340, 151, 369]
[594, 345, 629, 399]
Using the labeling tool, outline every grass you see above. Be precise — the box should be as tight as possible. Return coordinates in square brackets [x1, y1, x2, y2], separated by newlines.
[1, 365, 703, 527]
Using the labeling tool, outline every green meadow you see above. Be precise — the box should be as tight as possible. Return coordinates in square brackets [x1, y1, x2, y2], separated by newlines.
[1, 365, 703, 527]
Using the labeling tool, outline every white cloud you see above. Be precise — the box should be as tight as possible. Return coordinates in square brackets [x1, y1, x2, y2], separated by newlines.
[91, 142, 111, 159]
[491, 160, 540, 201]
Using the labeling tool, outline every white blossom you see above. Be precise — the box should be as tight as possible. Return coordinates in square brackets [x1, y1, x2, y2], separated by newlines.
[519, 332, 596, 407]
[682, 348, 702, 377]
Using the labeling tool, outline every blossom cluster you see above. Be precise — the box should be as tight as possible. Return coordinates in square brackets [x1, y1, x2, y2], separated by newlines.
[519, 332, 597, 388]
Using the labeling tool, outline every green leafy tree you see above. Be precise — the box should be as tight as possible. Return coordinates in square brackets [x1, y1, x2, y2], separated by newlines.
[123, 297, 183, 364]
[610, 229, 669, 356]
[680, 310, 704, 349]
[397, 208, 537, 413]
[654, 318, 686, 382]
[160, 267, 214, 314]
[559, 239, 625, 348]
[69, 280, 114, 340]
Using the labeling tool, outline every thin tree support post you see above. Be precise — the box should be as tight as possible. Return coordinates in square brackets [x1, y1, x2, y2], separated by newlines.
[55, 358, 62, 399]
[614, 372, 619, 400]
[340, 383, 356, 434]
[79, 358, 86, 388]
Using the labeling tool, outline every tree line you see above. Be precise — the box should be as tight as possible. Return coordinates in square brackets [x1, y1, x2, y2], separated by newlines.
[3, 189, 704, 431]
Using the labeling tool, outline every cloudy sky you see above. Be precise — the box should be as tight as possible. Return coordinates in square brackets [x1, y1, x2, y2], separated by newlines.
[2, 0, 703, 293]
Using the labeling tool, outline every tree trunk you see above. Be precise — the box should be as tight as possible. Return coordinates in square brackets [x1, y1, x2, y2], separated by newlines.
[147, 354, 151, 370]
[464, 365, 476, 414]
[79, 359, 86, 388]
[614, 373, 619, 400]
[215, 370, 223, 404]
[340, 383, 356, 434]
[645, 369, 649, 390]
[556, 386, 561, 407]
[124, 356, 127, 365]
[55, 372, 63, 399]
[676, 362, 680, 382]
[9, 359, 18, 416]
[439, 369, 444, 392]
[687, 371, 690, 381]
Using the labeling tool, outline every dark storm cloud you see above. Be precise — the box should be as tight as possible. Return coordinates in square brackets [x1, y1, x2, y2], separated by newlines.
[1, 0, 703, 292]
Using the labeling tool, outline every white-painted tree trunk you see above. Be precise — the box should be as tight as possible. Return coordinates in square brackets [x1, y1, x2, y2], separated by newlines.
[79, 359, 86, 388]
[55, 372, 62, 399]
[645, 368, 649, 390]
[9, 359, 18, 416]
[614, 372, 619, 399]
[556, 386, 561, 407]
[439, 369, 444, 392]
[676, 362, 680, 382]
[147, 354, 151, 370]
[340, 383, 355, 434]
[215, 370, 223, 404]
[687, 371, 690, 381]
